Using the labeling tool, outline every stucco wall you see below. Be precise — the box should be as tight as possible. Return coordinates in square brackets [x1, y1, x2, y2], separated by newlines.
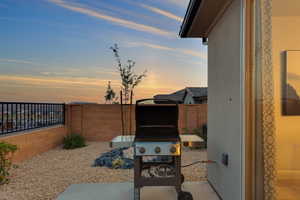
[67, 104, 207, 141]
[0, 125, 68, 162]
[272, 14, 300, 179]
[207, 0, 243, 199]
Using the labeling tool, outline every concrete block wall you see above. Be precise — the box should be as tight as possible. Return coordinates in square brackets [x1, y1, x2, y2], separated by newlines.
[0, 125, 68, 162]
[67, 104, 207, 141]
[178, 104, 207, 133]
[0, 103, 207, 163]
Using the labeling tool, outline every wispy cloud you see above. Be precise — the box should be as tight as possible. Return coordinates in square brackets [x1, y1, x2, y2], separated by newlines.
[139, 4, 183, 22]
[127, 42, 207, 59]
[47, 0, 175, 38]
[40, 67, 119, 77]
[0, 74, 182, 102]
[0, 73, 181, 91]
[0, 75, 114, 102]
[0, 74, 117, 87]
[0, 58, 120, 76]
[0, 58, 49, 67]
[0, 58, 75, 69]
[78, 1, 167, 27]
[0, 17, 81, 30]
[164, 0, 190, 8]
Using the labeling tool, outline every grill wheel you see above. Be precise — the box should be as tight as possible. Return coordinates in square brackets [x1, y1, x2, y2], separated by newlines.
[181, 174, 185, 184]
[177, 191, 193, 200]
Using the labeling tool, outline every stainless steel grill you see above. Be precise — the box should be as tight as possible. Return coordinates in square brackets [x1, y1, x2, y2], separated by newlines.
[133, 99, 193, 200]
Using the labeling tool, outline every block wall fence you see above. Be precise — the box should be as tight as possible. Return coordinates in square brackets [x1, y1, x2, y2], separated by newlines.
[0, 104, 207, 162]
[67, 104, 207, 141]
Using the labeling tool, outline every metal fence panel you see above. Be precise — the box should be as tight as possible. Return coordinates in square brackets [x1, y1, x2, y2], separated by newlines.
[0, 102, 65, 135]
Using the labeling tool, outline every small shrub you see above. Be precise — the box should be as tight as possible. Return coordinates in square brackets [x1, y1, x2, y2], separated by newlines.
[202, 125, 208, 148]
[192, 125, 207, 148]
[182, 128, 190, 135]
[0, 141, 18, 185]
[192, 127, 202, 136]
[186, 125, 207, 149]
[63, 134, 86, 149]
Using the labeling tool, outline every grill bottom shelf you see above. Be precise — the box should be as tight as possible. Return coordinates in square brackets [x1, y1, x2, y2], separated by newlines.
[134, 155, 193, 200]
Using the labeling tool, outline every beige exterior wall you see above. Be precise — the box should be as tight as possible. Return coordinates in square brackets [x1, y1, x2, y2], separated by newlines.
[68, 104, 128, 141]
[67, 104, 207, 141]
[0, 125, 68, 162]
[207, 0, 243, 199]
[272, 6, 300, 179]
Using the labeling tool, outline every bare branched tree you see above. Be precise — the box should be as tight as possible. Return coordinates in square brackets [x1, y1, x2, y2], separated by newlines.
[110, 44, 147, 103]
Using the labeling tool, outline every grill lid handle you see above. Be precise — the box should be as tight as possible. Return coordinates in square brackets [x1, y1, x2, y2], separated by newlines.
[136, 98, 179, 105]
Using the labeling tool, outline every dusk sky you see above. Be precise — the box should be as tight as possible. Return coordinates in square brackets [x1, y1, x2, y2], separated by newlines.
[0, 0, 207, 103]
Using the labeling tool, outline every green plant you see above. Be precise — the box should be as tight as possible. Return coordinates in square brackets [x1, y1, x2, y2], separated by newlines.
[181, 128, 190, 135]
[192, 125, 207, 148]
[63, 134, 86, 149]
[104, 81, 118, 104]
[192, 127, 202, 136]
[0, 141, 18, 185]
[202, 124, 208, 148]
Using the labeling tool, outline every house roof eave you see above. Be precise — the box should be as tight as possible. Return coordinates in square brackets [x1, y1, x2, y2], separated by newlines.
[179, 0, 233, 38]
[179, 0, 202, 38]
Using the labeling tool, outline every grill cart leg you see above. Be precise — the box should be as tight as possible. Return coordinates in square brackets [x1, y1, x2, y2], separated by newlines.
[134, 187, 140, 200]
[175, 156, 193, 200]
[175, 156, 182, 193]
[134, 157, 142, 200]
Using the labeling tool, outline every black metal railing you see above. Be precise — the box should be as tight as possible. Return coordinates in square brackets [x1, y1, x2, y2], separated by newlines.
[0, 102, 65, 135]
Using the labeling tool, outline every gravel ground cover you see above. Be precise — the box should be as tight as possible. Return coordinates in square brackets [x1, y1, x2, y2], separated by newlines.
[0, 142, 207, 200]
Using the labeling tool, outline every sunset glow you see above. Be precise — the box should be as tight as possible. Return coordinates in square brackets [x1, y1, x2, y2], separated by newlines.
[0, 0, 207, 103]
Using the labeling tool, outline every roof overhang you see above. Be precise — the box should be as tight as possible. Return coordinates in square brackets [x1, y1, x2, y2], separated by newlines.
[179, 0, 233, 38]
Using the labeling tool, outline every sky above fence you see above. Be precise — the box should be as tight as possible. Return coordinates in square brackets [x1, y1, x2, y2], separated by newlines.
[0, 0, 207, 103]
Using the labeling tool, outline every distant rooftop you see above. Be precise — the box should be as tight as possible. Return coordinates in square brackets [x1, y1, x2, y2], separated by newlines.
[154, 87, 207, 104]
[186, 87, 207, 98]
[154, 89, 186, 103]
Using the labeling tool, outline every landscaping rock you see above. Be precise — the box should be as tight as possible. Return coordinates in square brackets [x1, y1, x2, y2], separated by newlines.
[0, 142, 207, 200]
[93, 147, 134, 169]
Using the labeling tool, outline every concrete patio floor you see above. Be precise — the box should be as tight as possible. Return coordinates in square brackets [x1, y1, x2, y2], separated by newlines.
[57, 181, 219, 200]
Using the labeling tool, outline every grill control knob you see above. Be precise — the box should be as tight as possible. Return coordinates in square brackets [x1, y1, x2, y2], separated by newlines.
[170, 146, 177, 154]
[139, 147, 146, 154]
[154, 146, 161, 154]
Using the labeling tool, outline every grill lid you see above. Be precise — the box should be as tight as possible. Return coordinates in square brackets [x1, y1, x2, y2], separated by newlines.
[135, 99, 180, 141]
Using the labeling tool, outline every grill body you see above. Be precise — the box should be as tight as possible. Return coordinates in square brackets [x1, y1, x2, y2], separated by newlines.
[133, 99, 192, 200]
[135, 101, 179, 141]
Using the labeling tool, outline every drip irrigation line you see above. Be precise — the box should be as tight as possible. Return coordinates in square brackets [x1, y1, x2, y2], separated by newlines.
[181, 160, 215, 168]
